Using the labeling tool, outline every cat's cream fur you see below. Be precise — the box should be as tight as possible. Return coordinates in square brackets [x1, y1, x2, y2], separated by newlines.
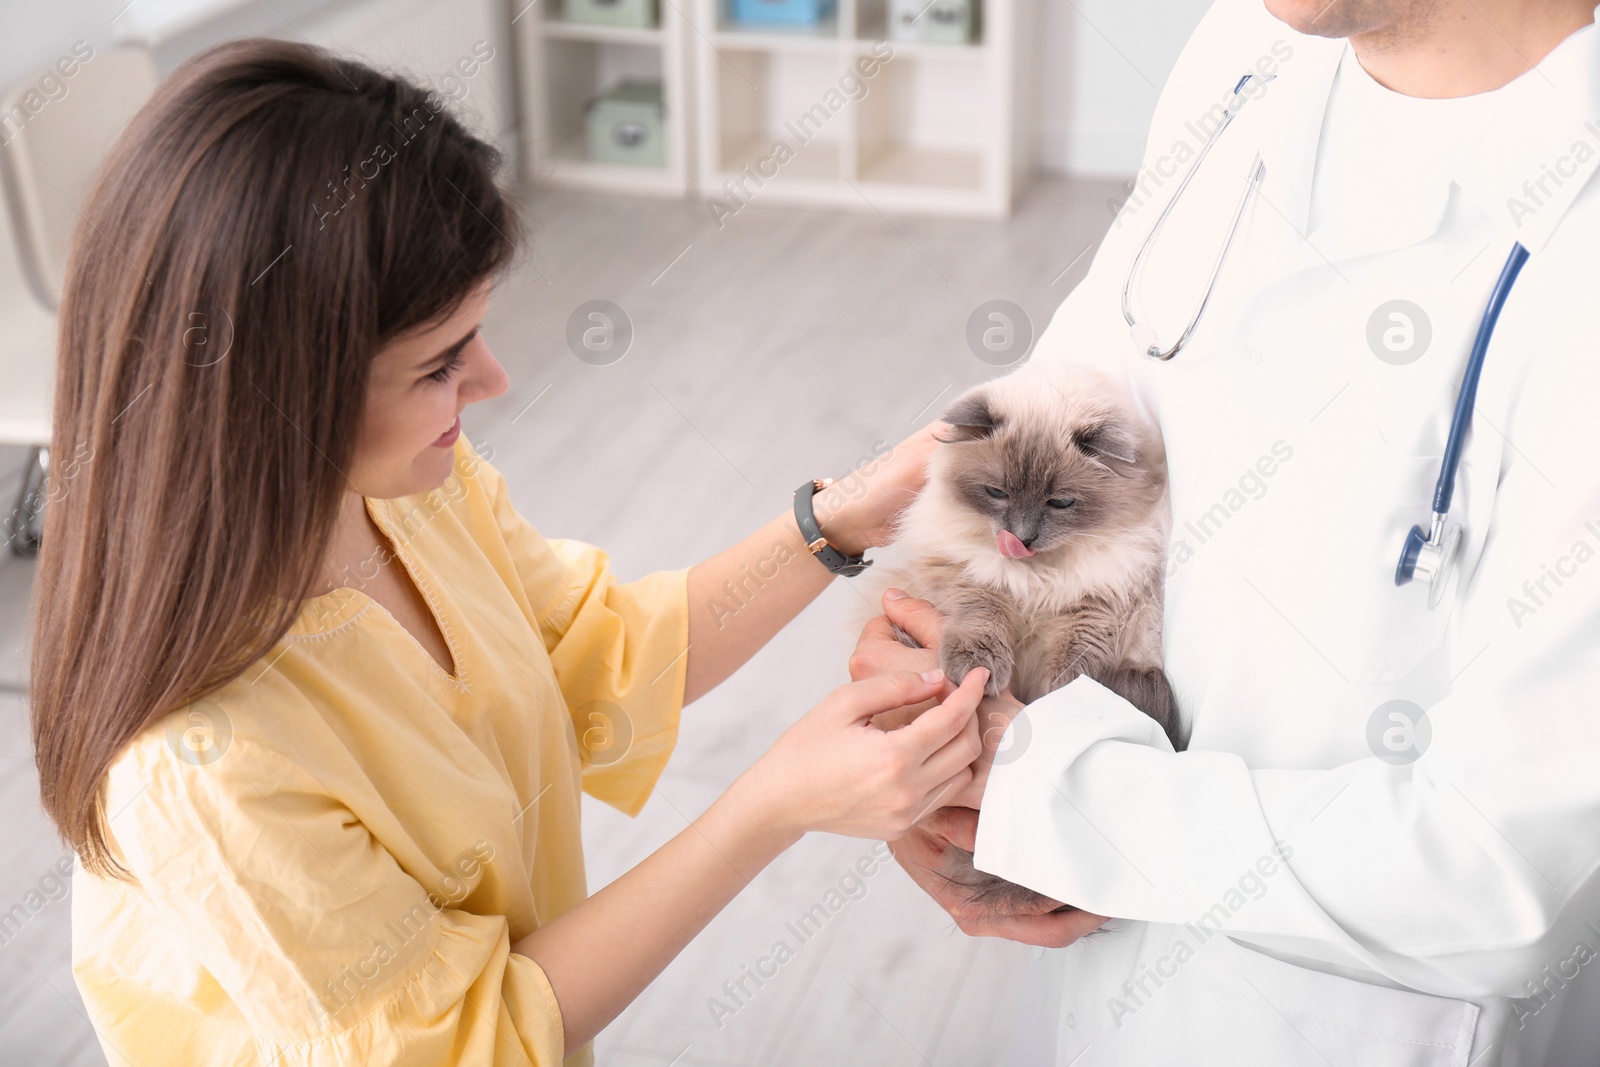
[867, 358, 1182, 912]
[877, 359, 1175, 716]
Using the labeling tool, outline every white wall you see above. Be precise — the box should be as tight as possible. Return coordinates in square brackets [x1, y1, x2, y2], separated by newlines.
[1032, 0, 1213, 176]
[0, 1, 122, 91]
[0, 0, 1214, 179]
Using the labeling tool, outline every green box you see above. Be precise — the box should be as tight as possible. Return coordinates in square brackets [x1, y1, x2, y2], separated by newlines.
[562, 0, 657, 28]
[586, 81, 666, 167]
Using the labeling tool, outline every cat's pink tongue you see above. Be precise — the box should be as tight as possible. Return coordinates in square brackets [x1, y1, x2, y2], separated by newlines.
[997, 530, 1034, 558]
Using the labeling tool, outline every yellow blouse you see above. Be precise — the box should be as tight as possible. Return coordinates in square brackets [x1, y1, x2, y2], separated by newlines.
[71, 437, 690, 1066]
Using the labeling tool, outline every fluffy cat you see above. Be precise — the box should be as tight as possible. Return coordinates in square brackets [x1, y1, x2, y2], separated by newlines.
[874, 358, 1184, 913]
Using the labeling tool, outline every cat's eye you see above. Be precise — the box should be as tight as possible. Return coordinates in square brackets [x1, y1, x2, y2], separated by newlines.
[985, 486, 1009, 500]
[1047, 497, 1076, 509]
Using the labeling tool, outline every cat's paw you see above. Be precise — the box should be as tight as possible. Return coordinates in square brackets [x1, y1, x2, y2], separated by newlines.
[939, 631, 1013, 696]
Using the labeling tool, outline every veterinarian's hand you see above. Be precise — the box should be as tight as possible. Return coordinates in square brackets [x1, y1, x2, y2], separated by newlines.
[812, 423, 944, 557]
[888, 808, 1109, 948]
[850, 589, 947, 729]
[742, 667, 986, 841]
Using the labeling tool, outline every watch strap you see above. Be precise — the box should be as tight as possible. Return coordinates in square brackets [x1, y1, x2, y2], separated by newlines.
[794, 478, 873, 578]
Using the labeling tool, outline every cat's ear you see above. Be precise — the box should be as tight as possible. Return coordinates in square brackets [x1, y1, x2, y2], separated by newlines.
[1075, 420, 1139, 469]
[937, 390, 1000, 443]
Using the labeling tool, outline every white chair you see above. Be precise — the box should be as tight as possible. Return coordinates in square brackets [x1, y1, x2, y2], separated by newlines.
[0, 45, 157, 553]
[0, 184, 57, 555]
[0, 46, 159, 306]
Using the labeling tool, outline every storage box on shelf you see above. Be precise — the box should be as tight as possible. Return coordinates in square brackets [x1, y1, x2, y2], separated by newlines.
[586, 80, 667, 166]
[517, 0, 690, 195]
[563, 0, 658, 27]
[886, 0, 976, 44]
[729, 0, 837, 27]
[694, 0, 1032, 218]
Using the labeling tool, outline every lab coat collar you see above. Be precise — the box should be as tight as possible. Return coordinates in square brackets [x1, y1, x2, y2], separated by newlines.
[1256, 18, 1600, 264]
[1255, 36, 1455, 265]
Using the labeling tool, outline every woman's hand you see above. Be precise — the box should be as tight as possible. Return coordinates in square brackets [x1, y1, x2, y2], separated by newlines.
[887, 809, 1109, 948]
[813, 423, 944, 557]
[849, 589, 944, 681]
[851, 591, 1024, 762]
[737, 667, 987, 842]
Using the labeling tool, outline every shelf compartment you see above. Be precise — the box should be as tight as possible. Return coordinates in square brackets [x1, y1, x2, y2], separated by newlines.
[538, 38, 669, 170]
[717, 132, 843, 183]
[706, 48, 856, 182]
[853, 53, 989, 191]
[857, 144, 981, 188]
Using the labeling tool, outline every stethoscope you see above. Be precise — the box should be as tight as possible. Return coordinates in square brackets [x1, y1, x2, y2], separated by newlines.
[1123, 70, 1530, 608]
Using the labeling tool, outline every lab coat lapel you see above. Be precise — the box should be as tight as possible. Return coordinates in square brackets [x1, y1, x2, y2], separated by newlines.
[1231, 34, 1422, 291]
[1254, 35, 1343, 240]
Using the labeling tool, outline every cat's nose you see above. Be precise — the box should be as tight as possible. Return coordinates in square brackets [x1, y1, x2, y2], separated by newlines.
[1007, 516, 1040, 549]
[1011, 523, 1040, 547]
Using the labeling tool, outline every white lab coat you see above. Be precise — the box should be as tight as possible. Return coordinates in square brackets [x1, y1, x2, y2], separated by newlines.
[972, 2, 1600, 1064]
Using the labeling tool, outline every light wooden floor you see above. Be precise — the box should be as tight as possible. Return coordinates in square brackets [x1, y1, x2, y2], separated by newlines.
[0, 172, 1123, 1066]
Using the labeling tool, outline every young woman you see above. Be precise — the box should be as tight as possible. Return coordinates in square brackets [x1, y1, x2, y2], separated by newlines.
[29, 39, 985, 1065]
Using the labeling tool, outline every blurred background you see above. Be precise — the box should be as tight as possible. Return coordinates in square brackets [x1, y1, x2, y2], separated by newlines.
[0, 0, 1207, 1063]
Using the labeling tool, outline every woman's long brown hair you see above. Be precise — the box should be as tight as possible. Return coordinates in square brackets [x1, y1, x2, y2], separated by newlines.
[31, 38, 519, 877]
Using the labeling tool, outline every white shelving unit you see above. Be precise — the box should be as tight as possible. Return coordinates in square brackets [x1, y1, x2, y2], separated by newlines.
[692, 0, 1032, 218]
[516, 2, 693, 197]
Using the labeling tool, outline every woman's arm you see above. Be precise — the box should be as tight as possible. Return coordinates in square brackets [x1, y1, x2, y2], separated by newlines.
[512, 666, 987, 1054]
[683, 424, 941, 703]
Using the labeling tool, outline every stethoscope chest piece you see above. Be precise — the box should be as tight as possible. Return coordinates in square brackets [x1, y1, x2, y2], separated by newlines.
[1396, 516, 1462, 610]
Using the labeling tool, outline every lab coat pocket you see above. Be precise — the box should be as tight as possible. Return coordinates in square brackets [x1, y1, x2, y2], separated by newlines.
[1188, 935, 1481, 1066]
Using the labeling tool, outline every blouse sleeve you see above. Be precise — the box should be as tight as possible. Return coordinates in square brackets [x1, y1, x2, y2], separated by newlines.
[101, 736, 566, 1066]
[465, 446, 690, 816]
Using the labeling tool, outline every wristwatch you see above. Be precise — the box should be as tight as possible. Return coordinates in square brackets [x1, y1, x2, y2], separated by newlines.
[793, 478, 873, 578]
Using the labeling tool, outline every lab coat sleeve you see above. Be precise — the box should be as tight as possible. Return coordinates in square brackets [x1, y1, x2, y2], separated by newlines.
[464, 441, 688, 817]
[95, 733, 568, 1066]
[973, 476, 1600, 998]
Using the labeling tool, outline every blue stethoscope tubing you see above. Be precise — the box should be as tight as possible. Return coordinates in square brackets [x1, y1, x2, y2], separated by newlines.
[1394, 242, 1529, 604]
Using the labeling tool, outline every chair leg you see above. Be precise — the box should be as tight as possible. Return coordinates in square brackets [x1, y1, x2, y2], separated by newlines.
[8, 445, 49, 557]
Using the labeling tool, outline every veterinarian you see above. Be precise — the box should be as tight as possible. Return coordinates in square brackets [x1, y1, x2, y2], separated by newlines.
[851, 0, 1600, 1063]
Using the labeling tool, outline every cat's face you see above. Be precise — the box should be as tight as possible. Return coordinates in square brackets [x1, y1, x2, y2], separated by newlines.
[934, 373, 1160, 560]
